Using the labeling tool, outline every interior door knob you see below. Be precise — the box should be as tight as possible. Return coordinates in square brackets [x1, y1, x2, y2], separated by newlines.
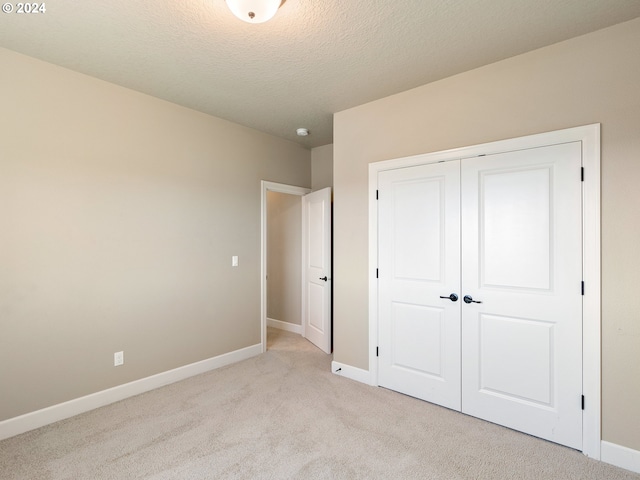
[319, 276, 328, 281]
[439, 293, 459, 302]
[463, 295, 482, 304]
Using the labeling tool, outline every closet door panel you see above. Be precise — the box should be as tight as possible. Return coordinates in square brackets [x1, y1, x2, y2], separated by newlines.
[378, 161, 461, 411]
[461, 142, 583, 450]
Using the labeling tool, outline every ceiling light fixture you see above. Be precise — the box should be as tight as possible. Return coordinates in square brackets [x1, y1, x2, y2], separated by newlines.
[225, 0, 285, 24]
[296, 128, 309, 137]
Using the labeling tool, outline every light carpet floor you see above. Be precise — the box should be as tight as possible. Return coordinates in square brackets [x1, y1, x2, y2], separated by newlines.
[1, 328, 638, 479]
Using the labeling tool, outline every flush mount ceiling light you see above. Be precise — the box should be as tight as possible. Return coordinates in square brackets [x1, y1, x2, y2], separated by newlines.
[296, 128, 309, 137]
[225, 0, 285, 24]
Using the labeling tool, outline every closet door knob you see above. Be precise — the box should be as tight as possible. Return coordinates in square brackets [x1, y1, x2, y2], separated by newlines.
[463, 295, 482, 304]
[439, 293, 459, 302]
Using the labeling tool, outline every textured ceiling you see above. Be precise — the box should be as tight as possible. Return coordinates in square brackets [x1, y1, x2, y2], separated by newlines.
[1, 1, 639, 148]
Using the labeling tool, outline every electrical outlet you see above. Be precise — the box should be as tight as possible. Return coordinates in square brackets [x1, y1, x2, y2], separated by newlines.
[232, 255, 238, 267]
[114, 351, 124, 367]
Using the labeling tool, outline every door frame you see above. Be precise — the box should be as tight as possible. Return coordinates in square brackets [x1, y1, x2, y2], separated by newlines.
[368, 124, 601, 459]
[261, 181, 311, 353]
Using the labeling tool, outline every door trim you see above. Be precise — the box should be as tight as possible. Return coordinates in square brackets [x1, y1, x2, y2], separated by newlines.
[260, 181, 311, 353]
[368, 124, 601, 459]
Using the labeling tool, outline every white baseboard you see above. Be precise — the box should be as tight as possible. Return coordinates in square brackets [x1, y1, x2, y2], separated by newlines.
[0, 343, 262, 441]
[331, 361, 374, 385]
[602, 441, 640, 474]
[267, 317, 302, 335]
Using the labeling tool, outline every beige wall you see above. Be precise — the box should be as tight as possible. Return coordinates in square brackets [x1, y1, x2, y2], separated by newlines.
[0, 48, 310, 421]
[333, 18, 640, 450]
[267, 192, 302, 325]
[311, 144, 333, 191]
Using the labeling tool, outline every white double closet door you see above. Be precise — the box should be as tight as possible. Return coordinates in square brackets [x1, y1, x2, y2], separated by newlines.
[377, 142, 583, 449]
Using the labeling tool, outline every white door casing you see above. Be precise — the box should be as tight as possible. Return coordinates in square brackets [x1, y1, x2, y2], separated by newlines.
[368, 124, 601, 458]
[377, 161, 462, 410]
[302, 187, 332, 353]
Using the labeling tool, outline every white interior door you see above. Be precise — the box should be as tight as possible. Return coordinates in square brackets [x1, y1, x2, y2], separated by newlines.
[302, 187, 332, 353]
[461, 142, 583, 449]
[378, 162, 462, 410]
[377, 142, 583, 449]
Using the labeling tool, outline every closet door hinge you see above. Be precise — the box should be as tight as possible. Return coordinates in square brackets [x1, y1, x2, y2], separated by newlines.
[581, 281, 585, 295]
[581, 167, 584, 182]
[376, 268, 379, 278]
[582, 395, 585, 410]
[376, 189, 379, 200]
[376, 347, 379, 357]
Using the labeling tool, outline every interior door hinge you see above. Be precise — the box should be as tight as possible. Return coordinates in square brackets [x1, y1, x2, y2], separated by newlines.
[582, 395, 585, 410]
[581, 281, 585, 295]
[581, 167, 585, 182]
[376, 347, 379, 357]
[376, 268, 379, 278]
[376, 189, 379, 200]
